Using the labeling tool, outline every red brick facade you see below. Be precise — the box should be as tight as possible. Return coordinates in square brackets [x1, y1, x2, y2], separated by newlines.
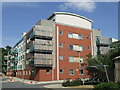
[57, 24, 92, 80]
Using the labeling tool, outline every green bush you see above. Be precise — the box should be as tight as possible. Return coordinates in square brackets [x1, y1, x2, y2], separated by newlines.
[93, 82, 119, 90]
[62, 78, 82, 87]
[118, 82, 120, 89]
[62, 80, 70, 87]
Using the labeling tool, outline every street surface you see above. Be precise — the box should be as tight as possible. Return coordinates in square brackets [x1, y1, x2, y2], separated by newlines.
[1, 77, 60, 88]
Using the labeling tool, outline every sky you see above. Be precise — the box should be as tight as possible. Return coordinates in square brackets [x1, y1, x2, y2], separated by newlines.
[2, 2, 118, 47]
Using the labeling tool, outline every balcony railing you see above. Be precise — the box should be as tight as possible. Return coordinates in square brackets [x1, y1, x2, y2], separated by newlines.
[29, 59, 52, 67]
[11, 49, 18, 54]
[4, 56, 8, 60]
[30, 30, 53, 40]
[96, 37, 111, 46]
[34, 59, 52, 67]
[12, 57, 18, 61]
[29, 45, 53, 53]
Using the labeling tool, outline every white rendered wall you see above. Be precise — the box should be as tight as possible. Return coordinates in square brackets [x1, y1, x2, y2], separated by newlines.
[111, 38, 118, 42]
[55, 14, 92, 29]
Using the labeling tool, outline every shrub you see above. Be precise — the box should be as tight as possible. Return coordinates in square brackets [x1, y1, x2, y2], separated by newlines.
[93, 82, 119, 90]
[62, 78, 82, 87]
[117, 82, 120, 89]
[62, 80, 70, 87]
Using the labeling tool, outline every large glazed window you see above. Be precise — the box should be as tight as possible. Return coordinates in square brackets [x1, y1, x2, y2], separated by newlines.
[68, 32, 83, 40]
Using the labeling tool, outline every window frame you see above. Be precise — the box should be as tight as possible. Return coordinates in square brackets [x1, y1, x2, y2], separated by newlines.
[79, 57, 84, 63]
[80, 69, 84, 75]
[88, 46, 91, 50]
[69, 69, 74, 75]
[59, 69, 64, 73]
[78, 34, 83, 39]
[69, 56, 74, 62]
[59, 31, 63, 35]
[68, 32, 73, 38]
[46, 69, 51, 74]
[59, 43, 63, 47]
[69, 44, 73, 50]
[59, 56, 63, 60]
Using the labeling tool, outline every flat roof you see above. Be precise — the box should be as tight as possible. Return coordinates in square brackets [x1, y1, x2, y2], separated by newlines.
[48, 12, 93, 23]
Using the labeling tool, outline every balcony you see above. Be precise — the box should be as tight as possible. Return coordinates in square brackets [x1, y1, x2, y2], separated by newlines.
[34, 59, 52, 67]
[29, 59, 34, 66]
[29, 45, 53, 53]
[4, 56, 8, 60]
[11, 49, 18, 54]
[96, 37, 111, 46]
[30, 30, 53, 40]
[12, 57, 18, 61]
[29, 53, 53, 67]
[29, 59, 52, 67]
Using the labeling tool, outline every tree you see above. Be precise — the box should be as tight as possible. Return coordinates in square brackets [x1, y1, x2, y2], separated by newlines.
[110, 40, 120, 58]
[0, 46, 12, 73]
[86, 41, 120, 81]
[5, 45, 12, 51]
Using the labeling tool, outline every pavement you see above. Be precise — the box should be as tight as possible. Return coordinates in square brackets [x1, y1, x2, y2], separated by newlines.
[6, 76, 64, 84]
[1, 76, 64, 88]
[43, 84, 68, 88]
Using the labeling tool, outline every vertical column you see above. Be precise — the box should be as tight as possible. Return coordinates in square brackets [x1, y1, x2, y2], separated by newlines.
[90, 32, 94, 56]
[56, 26, 60, 80]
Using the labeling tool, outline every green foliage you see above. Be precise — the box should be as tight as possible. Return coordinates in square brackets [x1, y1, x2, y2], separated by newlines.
[87, 40, 120, 67]
[110, 41, 120, 58]
[87, 52, 114, 68]
[62, 78, 82, 87]
[0, 46, 12, 73]
[62, 79, 71, 87]
[93, 82, 119, 90]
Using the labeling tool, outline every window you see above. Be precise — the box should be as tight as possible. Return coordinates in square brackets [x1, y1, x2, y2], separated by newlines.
[59, 43, 63, 47]
[46, 69, 50, 73]
[80, 69, 84, 75]
[73, 33, 78, 39]
[23, 55, 25, 59]
[79, 57, 83, 63]
[68, 33, 73, 38]
[26, 71, 28, 75]
[23, 71, 25, 75]
[88, 46, 90, 50]
[87, 35, 91, 39]
[78, 45, 83, 51]
[78, 34, 83, 39]
[59, 56, 63, 60]
[69, 45, 73, 50]
[69, 69, 74, 75]
[60, 69, 64, 73]
[59, 31, 63, 35]
[69, 56, 74, 62]
[68, 32, 83, 40]
[20, 71, 21, 75]
[29, 70, 31, 75]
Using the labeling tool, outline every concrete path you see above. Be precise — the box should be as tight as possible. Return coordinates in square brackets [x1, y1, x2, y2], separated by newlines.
[43, 84, 68, 88]
[6, 76, 64, 84]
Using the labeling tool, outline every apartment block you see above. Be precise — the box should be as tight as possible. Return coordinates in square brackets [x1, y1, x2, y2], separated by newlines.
[92, 30, 118, 56]
[6, 12, 116, 81]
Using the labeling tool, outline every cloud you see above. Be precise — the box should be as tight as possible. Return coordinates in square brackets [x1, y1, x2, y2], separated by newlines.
[59, 0, 96, 12]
